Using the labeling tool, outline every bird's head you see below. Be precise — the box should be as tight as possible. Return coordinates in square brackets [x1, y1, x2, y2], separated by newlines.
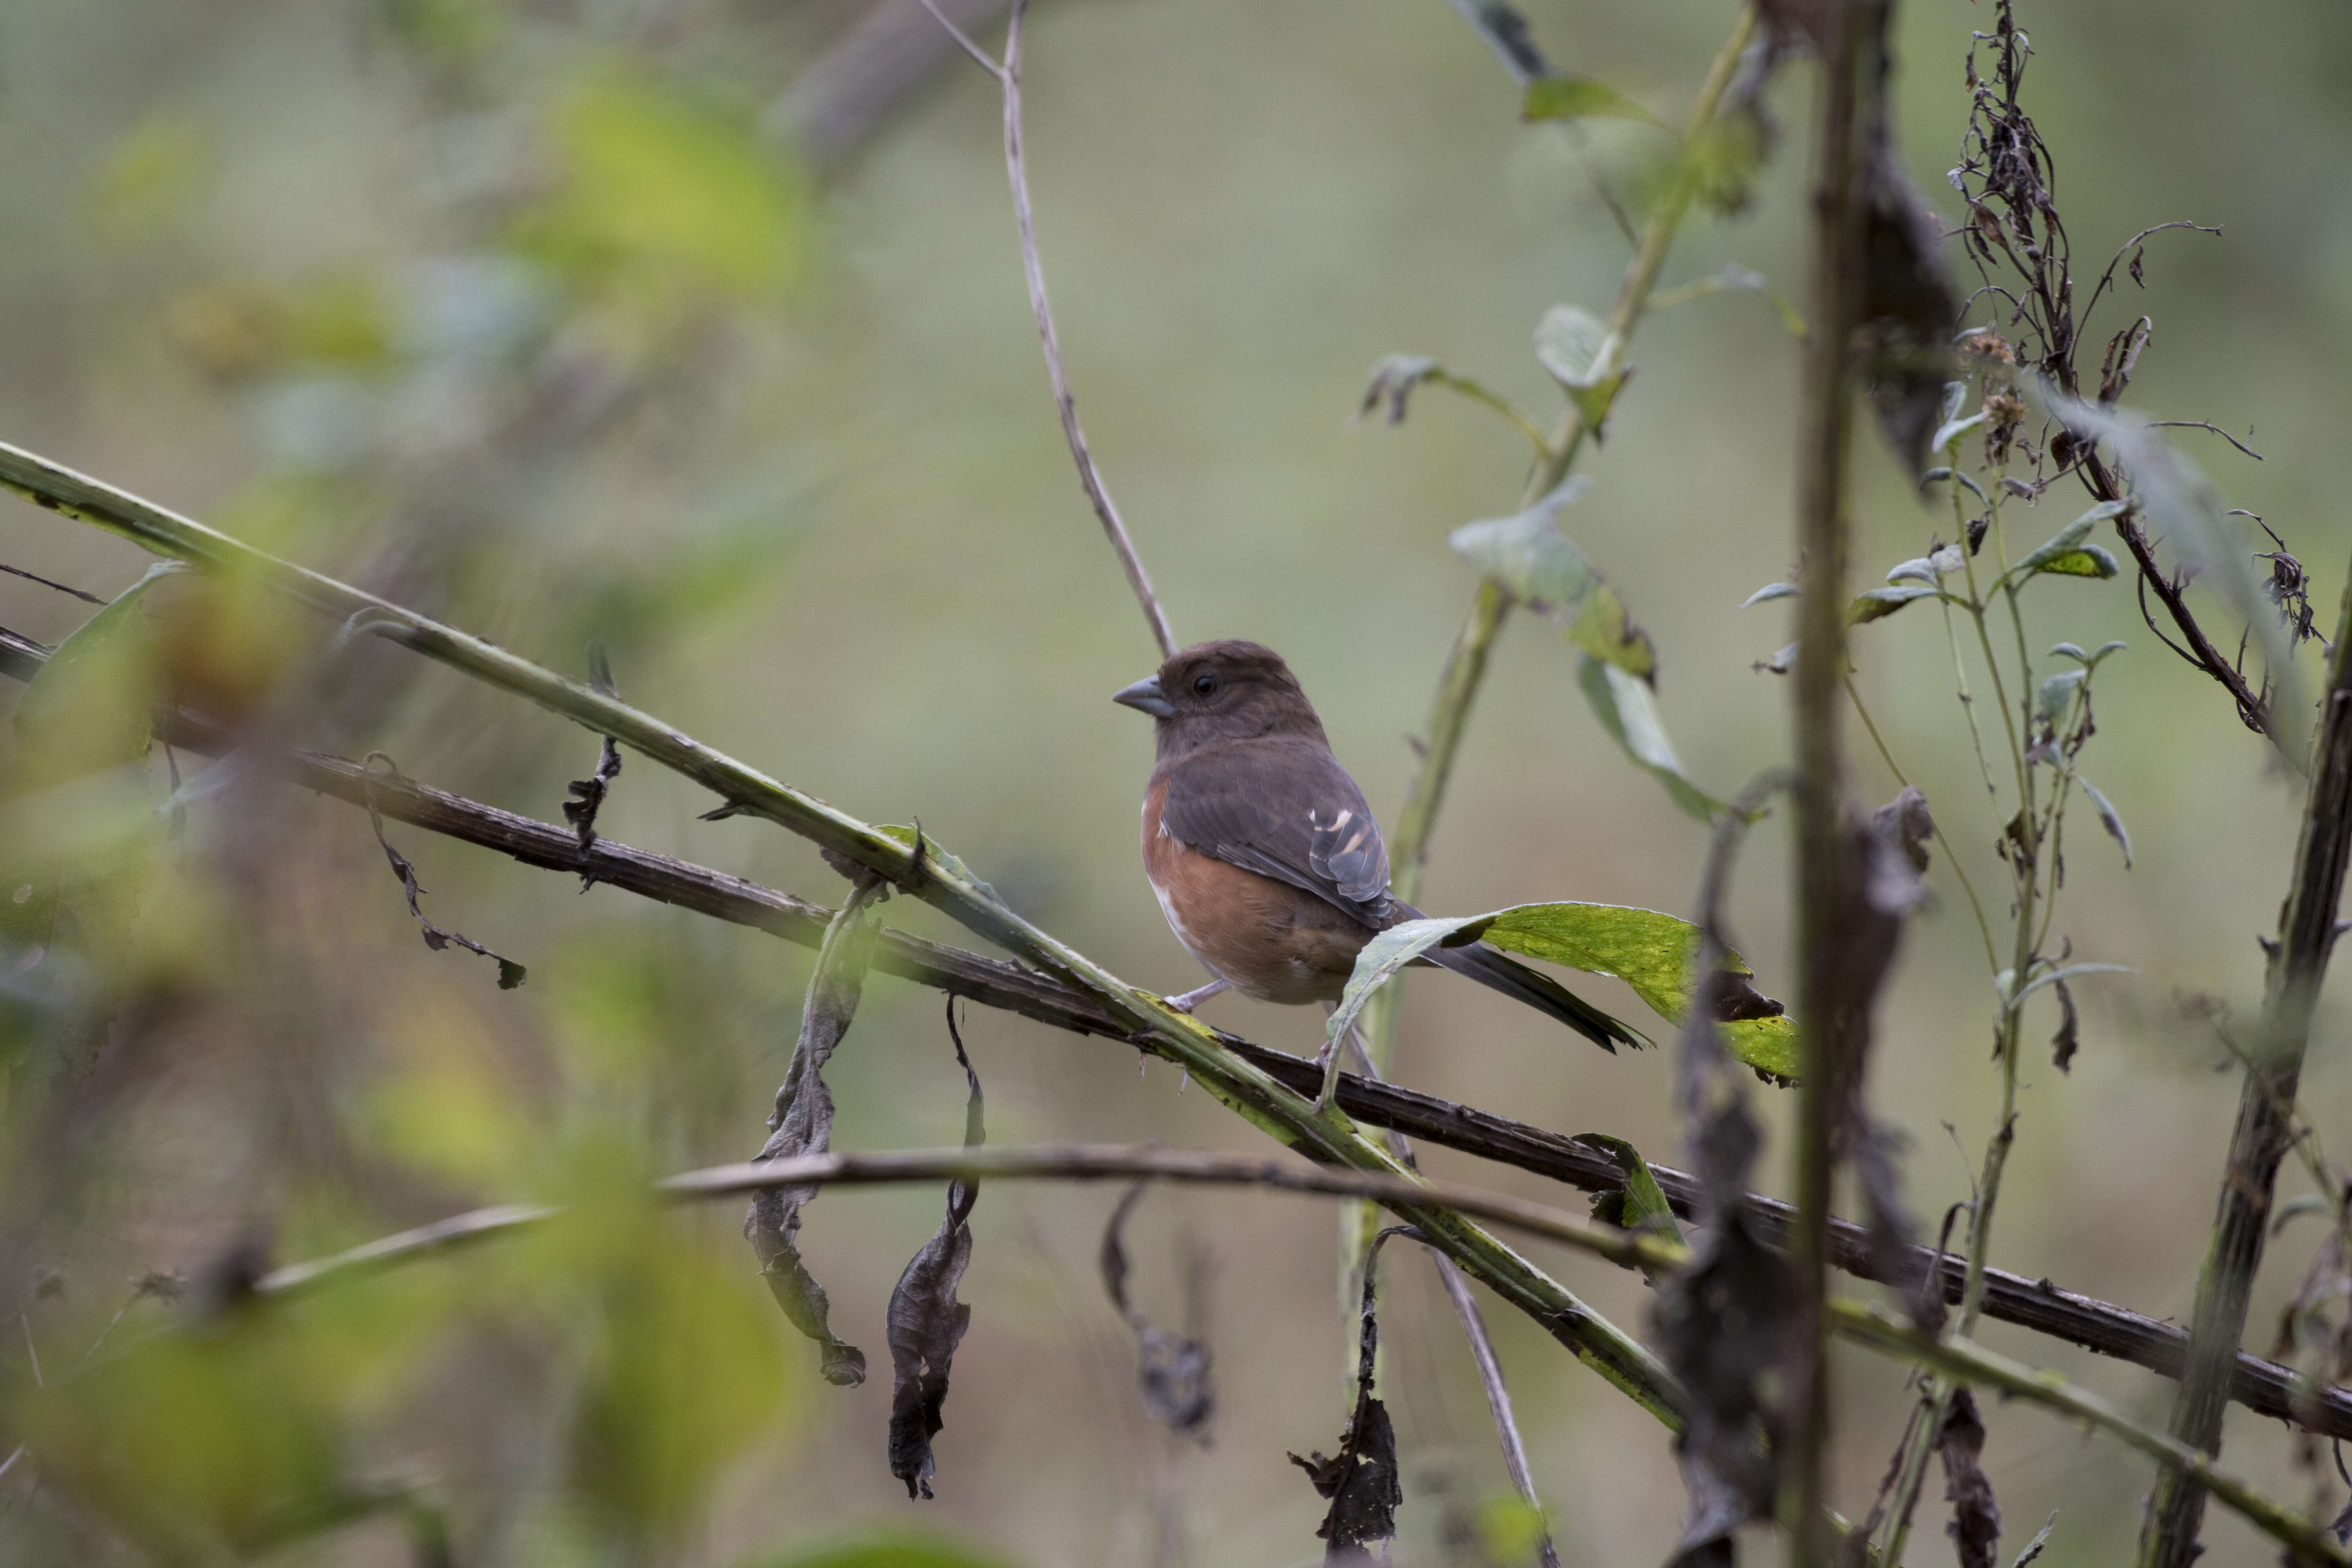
[1112, 639, 1327, 758]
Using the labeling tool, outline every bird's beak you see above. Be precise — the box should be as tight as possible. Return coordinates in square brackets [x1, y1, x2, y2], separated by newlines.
[1112, 674, 1175, 719]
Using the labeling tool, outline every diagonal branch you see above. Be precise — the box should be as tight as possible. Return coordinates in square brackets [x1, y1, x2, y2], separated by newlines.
[0, 440, 1681, 1427]
[4, 615, 2345, 1437]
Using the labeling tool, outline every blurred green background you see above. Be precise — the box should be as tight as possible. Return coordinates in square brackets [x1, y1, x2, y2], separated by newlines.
[4, 0, 2352, 1563]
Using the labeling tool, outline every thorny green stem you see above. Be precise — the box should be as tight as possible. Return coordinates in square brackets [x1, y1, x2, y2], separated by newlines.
[0, 438, 1687, 1428]
[1374, 0, 1759, 942]
[1349, 0, 1759, 1367]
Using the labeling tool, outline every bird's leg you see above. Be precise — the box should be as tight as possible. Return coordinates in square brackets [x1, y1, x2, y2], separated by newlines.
[1160, 977, 1230, 1014]
[1313, 998, 1347, 1077]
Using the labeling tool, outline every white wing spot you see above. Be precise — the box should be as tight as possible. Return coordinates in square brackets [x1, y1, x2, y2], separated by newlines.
[1342, 829, 1367, 854]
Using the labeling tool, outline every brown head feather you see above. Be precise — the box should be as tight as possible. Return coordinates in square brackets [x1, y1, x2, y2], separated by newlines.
[1140, 640, 1326, 762]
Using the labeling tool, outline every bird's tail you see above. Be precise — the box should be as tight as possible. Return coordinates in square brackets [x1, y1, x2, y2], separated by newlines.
[1420, 941, 1646, 1054]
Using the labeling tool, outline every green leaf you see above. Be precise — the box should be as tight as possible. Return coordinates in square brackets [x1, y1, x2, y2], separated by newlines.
[1449, 482, 1653, 679]
[1846, 584, 1945, 624]
[1571, 1133, 1684, 1249]
[1670, 113, 1768, 215]
[2052, 639, 2127, 668]
[4, 563, 187, 1071]
[748, 1536, 1024, 1568]
[1521, 75, 1664, 128]
[510, 67, 812, 305]
[2038, 668, 2085, 724]
[1532, 305, 1628, 432]
[1323, 916, 1483, 1051]
[2004, 501, 2130, 582]
[13, 561, 185, 791]
[1741, 583, 1798, 607]
[2007, 961, 2131, 1005]
[2078, 777, 2132, 869]
[1326, 901, 1798, 1081]
[1576, 653, 1728, 824]
[2032, 544, 2119, 579]
[877, 824, 994, 898]
[1930, 409, 1988, 456]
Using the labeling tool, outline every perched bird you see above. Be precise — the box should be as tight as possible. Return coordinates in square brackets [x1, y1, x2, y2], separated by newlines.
[1112, 639, 1640, 1058]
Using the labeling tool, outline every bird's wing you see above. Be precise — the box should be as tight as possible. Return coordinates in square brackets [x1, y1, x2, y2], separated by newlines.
[1156, 736, 1394, 924]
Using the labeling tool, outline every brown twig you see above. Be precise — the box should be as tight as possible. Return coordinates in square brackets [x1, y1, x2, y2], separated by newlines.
[0, 561, 105, 604]
[2147, 420, 2264, 462]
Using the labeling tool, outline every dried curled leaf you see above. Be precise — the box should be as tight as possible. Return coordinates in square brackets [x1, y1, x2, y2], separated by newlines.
[886, 1002, 987, 1498]
[744, 880, 886, 1387]
[1935, 1388, 2002, 1568]
[561, 643, 624, 869]
[1572, 1133, 1684, 1262]
[1357, 354, 1443, 425]
[362, 757, 527, 990]
[1289, 1227, 1410, 1558]
[1100, 1181, 1213, 1443]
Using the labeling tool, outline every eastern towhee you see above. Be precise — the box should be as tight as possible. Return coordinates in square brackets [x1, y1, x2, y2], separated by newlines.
[1113, 639, 1640, 1057]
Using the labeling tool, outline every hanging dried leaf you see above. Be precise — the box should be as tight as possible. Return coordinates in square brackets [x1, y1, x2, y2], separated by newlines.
[1935, 1388, 2002, 1568]
[1289, 1227, 1410, 1561]
[1100, 1181, 1213, 1443]
[561, 642, 624, 873]
[2049, 979, 2080, 1073]
[1861, 152, 1959, 476]
[886, 1001, 987, 1498]
[743, 877, 887, 1388]
[361, 756, 527, 990]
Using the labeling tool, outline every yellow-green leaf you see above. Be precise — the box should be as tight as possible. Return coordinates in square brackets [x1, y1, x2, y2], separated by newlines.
[1325, 901, 1796, 1080]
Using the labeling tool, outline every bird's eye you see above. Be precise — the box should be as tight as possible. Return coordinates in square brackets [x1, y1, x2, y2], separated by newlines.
[1192, 673, 1219, 697]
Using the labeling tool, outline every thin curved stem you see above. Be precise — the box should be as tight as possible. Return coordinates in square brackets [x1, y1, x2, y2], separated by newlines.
[996, 0, 1176, 659]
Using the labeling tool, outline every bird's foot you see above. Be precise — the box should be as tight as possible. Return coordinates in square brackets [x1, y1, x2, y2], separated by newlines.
[1160, 978, 1231, 1015]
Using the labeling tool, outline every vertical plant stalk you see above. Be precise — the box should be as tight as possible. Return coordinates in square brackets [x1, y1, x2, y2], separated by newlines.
[2140, 565, 2352, 1568]
[1379, 2, 1758, 925]
[1789, 0, 1876, 1560]
[1345, 0, 1758, 1406]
